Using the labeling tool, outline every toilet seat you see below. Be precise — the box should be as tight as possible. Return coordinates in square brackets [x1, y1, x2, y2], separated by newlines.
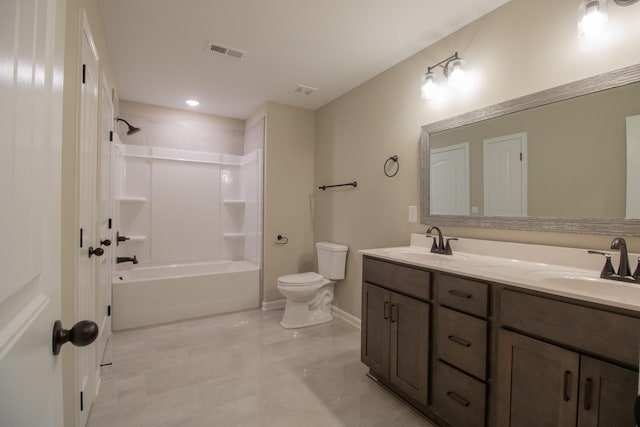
[277, 272, 324, 287]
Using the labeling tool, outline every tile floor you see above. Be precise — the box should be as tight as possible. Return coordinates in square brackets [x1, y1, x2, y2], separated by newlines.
[88, 309, 435, 427]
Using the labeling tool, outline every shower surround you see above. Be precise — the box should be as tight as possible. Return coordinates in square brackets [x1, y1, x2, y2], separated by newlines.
[112, 105, 263, 330]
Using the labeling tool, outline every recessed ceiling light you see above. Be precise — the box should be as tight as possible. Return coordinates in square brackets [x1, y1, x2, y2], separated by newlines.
[186, 99, 200, 107]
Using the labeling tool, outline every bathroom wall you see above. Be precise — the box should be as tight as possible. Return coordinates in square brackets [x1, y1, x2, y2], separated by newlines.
[257, 102, 316, 304]
[314, 0, 640, 318]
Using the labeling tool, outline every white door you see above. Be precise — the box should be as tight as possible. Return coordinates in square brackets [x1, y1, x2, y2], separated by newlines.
[77, 12, 100, 427]
[0, 0, 66, 425]
[483, 132, 528, 216]
[430, 143, 470, 215]
[96, 76, 114, 365]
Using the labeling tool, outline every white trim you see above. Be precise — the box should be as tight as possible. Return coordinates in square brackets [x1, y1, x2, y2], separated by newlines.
[331, 305, 361, 329]
[261, 299, 286, 311]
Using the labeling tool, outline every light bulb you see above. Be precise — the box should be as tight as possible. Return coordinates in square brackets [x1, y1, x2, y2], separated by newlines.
[578, 0, 608, 39]
[421, 72, 438, 100]
[447, 59, 467, 89]
[185, 99, 200, 107]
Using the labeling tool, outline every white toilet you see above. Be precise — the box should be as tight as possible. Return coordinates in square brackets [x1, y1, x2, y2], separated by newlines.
[277, 242, 348, 329]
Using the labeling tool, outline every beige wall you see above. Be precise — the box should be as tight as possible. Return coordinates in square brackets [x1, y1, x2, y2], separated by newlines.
[262, 102, 316, 303]
[315, 0, 640, 318]
[118, 100, 245, 154]
[61, 1, 116, 424]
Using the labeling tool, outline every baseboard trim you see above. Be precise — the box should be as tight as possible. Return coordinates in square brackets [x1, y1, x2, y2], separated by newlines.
[261, 299, 286, 311]
[331, 304, 361, 329]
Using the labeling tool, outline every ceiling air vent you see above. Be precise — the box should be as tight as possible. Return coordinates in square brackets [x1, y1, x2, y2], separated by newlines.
[292, 85, 318, 96]
[206, 42, 245, 60]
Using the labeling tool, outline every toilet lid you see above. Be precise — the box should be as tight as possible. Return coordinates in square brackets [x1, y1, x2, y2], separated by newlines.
[278, 272, 324, 286]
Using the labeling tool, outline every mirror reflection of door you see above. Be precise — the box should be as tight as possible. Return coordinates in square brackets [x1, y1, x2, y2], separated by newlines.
[430, 143, 470, 215]
[483, 132, 528, 217]
[626, 115, 640, 218]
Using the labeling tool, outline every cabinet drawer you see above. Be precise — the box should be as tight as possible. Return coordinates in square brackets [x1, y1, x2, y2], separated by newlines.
[437, 274, 488, 317]
[363, 256, 431, 301]
[433, 361, 486, 427]
[436, 306, 487, 380]
[500, 289, 640, 366]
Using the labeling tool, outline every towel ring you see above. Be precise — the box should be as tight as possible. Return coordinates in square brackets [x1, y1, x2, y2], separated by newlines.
[384, 155, 399, 178]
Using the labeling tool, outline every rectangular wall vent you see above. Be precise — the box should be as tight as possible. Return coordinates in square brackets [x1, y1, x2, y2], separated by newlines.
[206, 42, 245, 60]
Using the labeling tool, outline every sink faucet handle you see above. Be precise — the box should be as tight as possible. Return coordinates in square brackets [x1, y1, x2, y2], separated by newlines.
[634, 257, 640, 278]
[444, 238, 458, 256]
[587, 250, 615, 278]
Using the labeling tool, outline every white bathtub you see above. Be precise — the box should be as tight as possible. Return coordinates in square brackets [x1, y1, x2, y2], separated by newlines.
[112, 261, 260, 330]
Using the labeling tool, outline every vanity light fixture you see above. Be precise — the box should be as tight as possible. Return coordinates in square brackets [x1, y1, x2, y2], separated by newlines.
[185, 99, 200, 107]
[420, 52, 467, 100]
[578, 0, 639, 39]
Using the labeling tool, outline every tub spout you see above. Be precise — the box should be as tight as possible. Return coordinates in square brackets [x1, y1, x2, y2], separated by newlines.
[117, 256, 138, 264]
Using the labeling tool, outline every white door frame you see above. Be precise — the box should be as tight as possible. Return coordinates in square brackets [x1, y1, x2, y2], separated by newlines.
[76, 10, 100, 427]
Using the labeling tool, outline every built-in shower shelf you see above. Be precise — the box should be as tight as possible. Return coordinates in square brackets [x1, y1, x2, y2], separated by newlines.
[223, 233, 246, 239]
[118, 196, 147, 203]
[223, 200, 246, 206]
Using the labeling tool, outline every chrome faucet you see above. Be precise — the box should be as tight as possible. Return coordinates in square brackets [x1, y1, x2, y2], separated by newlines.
[426, 226, 457, 255]
[116, 256, 138, 264]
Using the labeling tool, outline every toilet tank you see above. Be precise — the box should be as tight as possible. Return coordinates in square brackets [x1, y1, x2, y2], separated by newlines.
[316, 242, 349, 280]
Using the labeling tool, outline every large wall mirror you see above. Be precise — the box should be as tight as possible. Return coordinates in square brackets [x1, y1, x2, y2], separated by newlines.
[420, 64, 640, 235]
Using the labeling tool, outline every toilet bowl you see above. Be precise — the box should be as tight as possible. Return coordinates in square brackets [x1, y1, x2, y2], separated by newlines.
[277, 242, 348, 329]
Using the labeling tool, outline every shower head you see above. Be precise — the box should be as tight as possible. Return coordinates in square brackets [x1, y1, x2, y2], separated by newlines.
[116, 117, 141, 136]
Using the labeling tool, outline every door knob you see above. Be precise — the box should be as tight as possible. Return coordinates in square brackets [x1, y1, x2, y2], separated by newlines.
[52, 320, 99, 355]
[100, 239, 112, 247]
[88, 246, 104, 257]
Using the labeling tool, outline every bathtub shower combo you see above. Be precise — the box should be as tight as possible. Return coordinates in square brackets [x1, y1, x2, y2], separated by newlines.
[113, 130, 263, 330]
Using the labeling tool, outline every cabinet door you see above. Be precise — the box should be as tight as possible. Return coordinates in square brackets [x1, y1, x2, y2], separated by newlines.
[578, 356, 637, 427]
[390, 292, 430, 406]
[361, 283, 390, 378]
[496, 329, 579, 427]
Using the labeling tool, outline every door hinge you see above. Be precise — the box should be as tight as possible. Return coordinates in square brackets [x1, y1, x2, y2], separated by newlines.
[520, 152, 523, 161]
[109, 131, 113, 142]
[107, 305, 111, 316]
[79, 228, 83, 248]
[108, 218, 112, 229]
[82, 64, 86, 84]
[80, 391, 84, 411]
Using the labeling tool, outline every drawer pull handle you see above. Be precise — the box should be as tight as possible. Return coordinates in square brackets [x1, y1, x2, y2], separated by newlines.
[446, 391, 470, 407]
[563, 371, 572, 402]
[383, 301, 390, 320]
[448, 289, 472, 299]
[390, 304, 398, 323]
[584, 378, 593, 411]
[448, 335, 471, 347]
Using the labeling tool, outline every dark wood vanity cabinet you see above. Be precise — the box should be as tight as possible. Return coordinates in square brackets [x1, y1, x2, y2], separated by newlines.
[361, 255, 640, 427]
[361, 257, 430, 406]
[496, 289, 640, 427]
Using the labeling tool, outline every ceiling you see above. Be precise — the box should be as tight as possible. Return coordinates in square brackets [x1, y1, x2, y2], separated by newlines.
[98, 0, 509, 119]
